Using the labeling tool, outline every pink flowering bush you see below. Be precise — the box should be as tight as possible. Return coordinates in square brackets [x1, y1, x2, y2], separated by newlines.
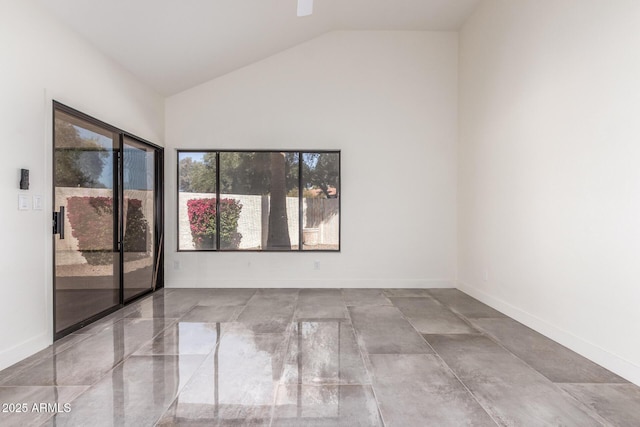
[67, 196, 149, 264]
[187, 198, 242, 249]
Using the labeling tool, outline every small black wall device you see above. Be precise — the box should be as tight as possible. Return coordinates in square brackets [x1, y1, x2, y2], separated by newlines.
[20, 169, 29, 190]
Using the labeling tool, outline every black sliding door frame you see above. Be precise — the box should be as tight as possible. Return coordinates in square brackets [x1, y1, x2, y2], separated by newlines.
[121, 134, 164, 304]
[52, 101, 164, 340]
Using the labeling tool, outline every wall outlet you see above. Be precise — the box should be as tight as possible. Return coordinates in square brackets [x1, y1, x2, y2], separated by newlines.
[173, 260, 180, 270]
[483, 268, 489, 282]
[314, 261, 320, 270]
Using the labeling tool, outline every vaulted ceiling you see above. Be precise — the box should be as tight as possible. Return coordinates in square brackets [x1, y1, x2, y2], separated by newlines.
[37, 0, 481, 95]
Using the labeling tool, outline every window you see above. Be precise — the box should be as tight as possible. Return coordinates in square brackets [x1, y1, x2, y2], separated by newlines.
[178, 150, 340, 251]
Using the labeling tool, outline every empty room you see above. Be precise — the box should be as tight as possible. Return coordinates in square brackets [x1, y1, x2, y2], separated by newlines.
[1, 0, 639, 425]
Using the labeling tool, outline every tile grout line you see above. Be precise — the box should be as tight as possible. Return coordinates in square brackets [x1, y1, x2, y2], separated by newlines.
[148, 291, 260, 425]
[344, 289, 388, 427]
[151, 291, 275, 425]
[445, 306, 611, 422]
[554, 385, 611, 427]
[229, 288, 258, 320]
[7, 288, 628, 426]
[152, 333, 224, 426]
[268, 289, 300, 427]
[48, 316, 181, 424]
[425, 292, 608, 426]
[0, 300, 156, 382]
[423, 290, 487, 332]
[390, 296, 502, 427]
[0, 290, 155, 383]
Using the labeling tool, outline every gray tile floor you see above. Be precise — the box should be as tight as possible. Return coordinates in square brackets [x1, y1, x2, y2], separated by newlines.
[1, 288, 639, 426]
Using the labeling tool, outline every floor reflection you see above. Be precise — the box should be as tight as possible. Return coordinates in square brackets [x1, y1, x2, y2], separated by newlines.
[158, 323, 286, 425]
[48, 354, 204, 426]
[1, 318, 170, 387]
[134, 322, 220, 356]
[282, 321, 369, 386]
[273, 321, 380, 426]
[272, 384, 383, 427]
[5, 288, 604, 426]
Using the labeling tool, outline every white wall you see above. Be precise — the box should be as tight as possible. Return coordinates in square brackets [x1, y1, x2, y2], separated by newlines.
[5, 0, 637, 387]
[458, 0, 640, 384]
[166, 31, 458, 289]
[0, 0, 164, 370]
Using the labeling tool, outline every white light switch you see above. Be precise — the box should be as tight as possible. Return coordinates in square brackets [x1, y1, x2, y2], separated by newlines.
[18, 194, 29, 210]
[33, 195, 43, 210]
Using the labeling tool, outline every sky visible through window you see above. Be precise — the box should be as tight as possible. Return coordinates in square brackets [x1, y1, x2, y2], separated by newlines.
[76, 126, 113, 188]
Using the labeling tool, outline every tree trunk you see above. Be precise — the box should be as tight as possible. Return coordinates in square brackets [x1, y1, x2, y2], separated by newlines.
[266, 152, 291, 250]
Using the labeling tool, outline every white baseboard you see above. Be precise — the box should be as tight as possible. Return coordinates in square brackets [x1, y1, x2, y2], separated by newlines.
[457, 281, 640, 387]
[167, 278, 454, 289]
[0, 332, 51, 371]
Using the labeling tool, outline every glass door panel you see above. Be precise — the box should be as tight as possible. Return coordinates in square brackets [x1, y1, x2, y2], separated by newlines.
[122, 136, 157, 301]
[53, 109, 120, 336]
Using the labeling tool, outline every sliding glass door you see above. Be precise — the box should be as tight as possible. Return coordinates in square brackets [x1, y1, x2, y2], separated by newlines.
[122, 136, 158, 301]
[53, 102, 163, 339]
[53, 108, 120, 335]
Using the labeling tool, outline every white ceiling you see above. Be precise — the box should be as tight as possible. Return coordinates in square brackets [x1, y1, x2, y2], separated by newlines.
[36, 0, 481, 96]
